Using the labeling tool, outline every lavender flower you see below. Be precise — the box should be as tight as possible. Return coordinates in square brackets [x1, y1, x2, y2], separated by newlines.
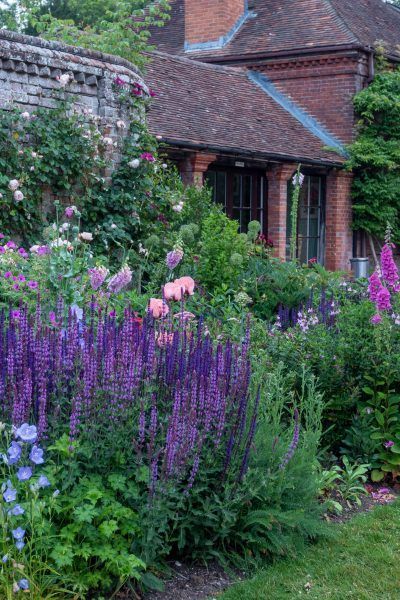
[17, 466, 33, 481]
[7, 441, 22, 465]
[9, 504, 24, 516]
[15, 423, 37, 444]
[37, 475, 50, 488]
[29, 445, 44, 465]
[107, 265, 132, 294]
[12, 527, 25, 541]
[3, 486, 17, 503]
[18, 579, 29, 591]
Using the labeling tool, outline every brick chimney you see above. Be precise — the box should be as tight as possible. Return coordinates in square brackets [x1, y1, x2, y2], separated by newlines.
[184, 0, 247, 50]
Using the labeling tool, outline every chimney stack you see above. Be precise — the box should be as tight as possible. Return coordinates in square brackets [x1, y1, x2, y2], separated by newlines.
[185, 0, 247, 50]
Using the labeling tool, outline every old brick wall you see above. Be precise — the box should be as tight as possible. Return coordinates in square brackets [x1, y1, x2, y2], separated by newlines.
[254, 51, 369, 144]
[0, 29, 148, 168]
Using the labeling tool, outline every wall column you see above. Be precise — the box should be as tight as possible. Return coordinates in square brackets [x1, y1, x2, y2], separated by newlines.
[266, 163, 297, 260]
[179, 153, 217, 187]
[325, 170, 353, 271]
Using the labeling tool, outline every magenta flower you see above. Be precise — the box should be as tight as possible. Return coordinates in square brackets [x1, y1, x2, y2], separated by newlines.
[140, 152, 156, 162]
[384, 440, 395, 448]
[64, 206, 75, 218]
[0, 247, 5, 254]
[37, 246, 50, 256]
[376, 287, 391, 311]
[18, 274, 26, 282]
[13, 284, 20, 291]
[27, 281, 38, 290]
[114, 76, 126, 87]
[370, 314, 383, 325]
[88, 266, 109, 291]
[6, 241, 17, 249]
[368, 271, 382, 303]
[4, 271, 12, 279]
[381, 244, 400, 289]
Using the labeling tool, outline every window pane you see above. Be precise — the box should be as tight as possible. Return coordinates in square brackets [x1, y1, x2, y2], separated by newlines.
[309, 177, 320, 207]
[242, 175, 252, 208]
[233, 174, 241, 207]
[205, 172, 216, 202]
[216, 172, 226, 207]
[308, 238, 318, 261]
[241, 209, 251, 232]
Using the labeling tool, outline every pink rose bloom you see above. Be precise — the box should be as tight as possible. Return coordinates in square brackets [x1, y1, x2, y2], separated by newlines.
[174, 276, 195, 296]
[163, 282, 184, 302]
[148, 298, 169, 319]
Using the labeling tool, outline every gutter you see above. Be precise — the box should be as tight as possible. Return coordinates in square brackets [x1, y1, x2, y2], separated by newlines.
[158, 137, 344, 169]
[196, 42, 400, 66]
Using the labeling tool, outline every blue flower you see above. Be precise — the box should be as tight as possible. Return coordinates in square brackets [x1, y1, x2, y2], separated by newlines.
[15, 423, 37, 444]
[1, 554, 8, 563]
[18, 579, 29, 590]
[17, 466, 32, 482]
[12, 527, 25, 541]
[8, 504, 24, 516]
[3, 486, 17, 503]
[15, 541, 25, 551]
[7, 441, 22, 465]
[37, 475, 50, 488]
[29, 445, 44, 465]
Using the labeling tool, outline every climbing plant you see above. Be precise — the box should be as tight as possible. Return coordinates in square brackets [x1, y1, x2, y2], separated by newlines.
[346, 63, 400, 243]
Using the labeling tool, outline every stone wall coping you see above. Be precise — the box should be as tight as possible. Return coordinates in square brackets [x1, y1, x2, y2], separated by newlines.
[0, 29, 144, 79]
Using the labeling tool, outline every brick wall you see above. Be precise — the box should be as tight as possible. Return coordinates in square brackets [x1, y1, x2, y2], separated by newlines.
[0, 29, 147, 166]
[185, 0, 245, 46]
[255, 52, 369, 144]
[325, 170, 353, 271]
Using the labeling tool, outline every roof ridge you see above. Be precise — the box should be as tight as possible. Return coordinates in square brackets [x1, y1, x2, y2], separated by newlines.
[322, 0, 362, 44]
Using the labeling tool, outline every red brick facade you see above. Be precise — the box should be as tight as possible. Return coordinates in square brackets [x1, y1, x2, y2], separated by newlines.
[185, 0, 245, 46]
[266, 164, 297, 260]
[254, 52, 369, 144]
[325, 170, 354, 271]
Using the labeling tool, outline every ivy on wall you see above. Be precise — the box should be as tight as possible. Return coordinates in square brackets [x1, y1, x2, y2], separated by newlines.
[346, 65, 400, 243]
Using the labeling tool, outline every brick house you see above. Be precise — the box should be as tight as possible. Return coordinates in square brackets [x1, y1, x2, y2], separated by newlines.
[145, 0, 400, 270]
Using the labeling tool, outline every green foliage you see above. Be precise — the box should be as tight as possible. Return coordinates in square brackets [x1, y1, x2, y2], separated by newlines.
[346, 67, 400, 240]
[46, 437, 145, 596]
[195, 206, 249, 292]
[5, 0, 170, 70]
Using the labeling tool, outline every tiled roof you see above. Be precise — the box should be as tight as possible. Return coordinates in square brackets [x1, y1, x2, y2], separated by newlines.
[148, 0, 400, 59]
[145, 52, 344, 166]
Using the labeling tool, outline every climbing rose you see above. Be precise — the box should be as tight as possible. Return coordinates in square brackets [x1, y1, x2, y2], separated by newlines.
[8, 179, 19, 191]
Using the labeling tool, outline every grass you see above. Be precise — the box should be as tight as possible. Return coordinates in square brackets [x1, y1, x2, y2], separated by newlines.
[221, 502, 400, 600]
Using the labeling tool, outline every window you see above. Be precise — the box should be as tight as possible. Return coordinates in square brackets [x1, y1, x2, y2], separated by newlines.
[286, 175, 326, 264]
[205, 169, 267, 233]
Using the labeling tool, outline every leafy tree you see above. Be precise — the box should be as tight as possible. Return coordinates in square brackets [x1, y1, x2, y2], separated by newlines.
[0, 0, 170, 69]
[346, 64, 400, 243]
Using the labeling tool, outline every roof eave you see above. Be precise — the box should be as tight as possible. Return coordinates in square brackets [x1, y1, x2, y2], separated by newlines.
[156, 137, 344, 168]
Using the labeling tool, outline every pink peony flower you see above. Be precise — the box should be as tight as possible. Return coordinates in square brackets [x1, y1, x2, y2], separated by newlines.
[174, 276, 195, 296]
[148, 298, 169, 319]
[163, 282, 184, 302]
